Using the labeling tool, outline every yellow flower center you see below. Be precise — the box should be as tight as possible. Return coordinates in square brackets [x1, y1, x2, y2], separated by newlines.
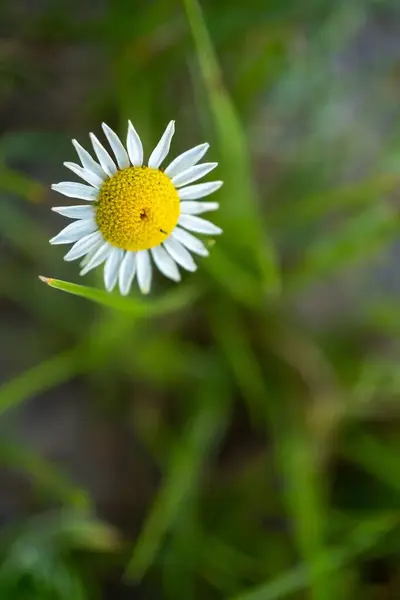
[96, 166, 180, 251]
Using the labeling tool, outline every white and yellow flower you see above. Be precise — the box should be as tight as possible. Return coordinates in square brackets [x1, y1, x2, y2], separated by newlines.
[50, 120, 223, 294]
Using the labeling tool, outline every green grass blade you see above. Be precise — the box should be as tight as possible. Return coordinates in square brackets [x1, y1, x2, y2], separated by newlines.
[0, 349, 78, 417]
[231, 514, 396, 600]
[0, 439, 91, 509]
[205, 248, 263, 310]
[1, 277, 192, 417]
[0, 166, 44, 203]
[342, 432, 400, 495]
[39, 276, 199, 316]
[288, 203, 398, 291]
[209, 301, 268, 423]
[182, 0, 280, 295]
[270, 174, 398, 231]
[277, 429, 333, 600]
[125, 373, 230, 581]
[50, 510, 121, 552]
[0, 200, 51, 262]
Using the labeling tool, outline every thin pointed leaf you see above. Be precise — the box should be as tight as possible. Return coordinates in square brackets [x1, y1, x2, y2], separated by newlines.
[39, 276, 199, 316]
[182, 0, 280, 295]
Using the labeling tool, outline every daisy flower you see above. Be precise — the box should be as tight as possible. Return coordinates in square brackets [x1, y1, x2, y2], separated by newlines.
[50, 120, 223, 295]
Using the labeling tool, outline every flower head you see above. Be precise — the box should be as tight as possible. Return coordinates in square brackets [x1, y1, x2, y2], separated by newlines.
[50, 120, 223, 294]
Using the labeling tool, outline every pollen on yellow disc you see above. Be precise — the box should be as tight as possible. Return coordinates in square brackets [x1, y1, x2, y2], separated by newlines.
[96, 166, 180, 251]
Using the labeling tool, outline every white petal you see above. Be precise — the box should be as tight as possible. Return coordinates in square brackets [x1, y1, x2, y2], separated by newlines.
[63, 162, 104, 188]
[104, 247, 124, 292]
[178, 214, 222, 235]
[148, 121, 175, 169]
[63, 231, 103, 261]
[80, 242, 112, 275]
[172, 162, 217, 187]
[178, 181, 223, 200]
[171, 227, 209, 257]
[118, 251, 137, 296]
[49, 218, 97, 245]
[102, 122, 130, 170]
[51, 182, 98, 201]
[151, 245, 181, 282]
[163, 238, 197, 272]
[180, 201, 219, 215]
[127, 120, 143, 166]
[80, 240, 103, 268]
[90, 133, 118, 177]
[136, 250, 152, 294]
[164, 143, 209, 178]
[72, 139, 106, 179]
[51, 205, 95, 219]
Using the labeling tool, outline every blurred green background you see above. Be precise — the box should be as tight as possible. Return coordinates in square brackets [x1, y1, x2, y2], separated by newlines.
[1, 0, 400, 598]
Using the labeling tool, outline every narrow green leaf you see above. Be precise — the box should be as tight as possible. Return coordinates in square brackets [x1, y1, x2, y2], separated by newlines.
[53, 511, 121, 552]
[0, 440, 91, 510]
[0, 200, 50, 261]
[209, 301, 268, 423]
[1, 278, 192, 418]
[125, 375, 230, 581]
[0, 350, 78, 417]
[39, 276, 199, 316]
[277, 429, 333, 600]
[343, 433, 400, 495]
[352, 359, 400, 407]
[231, 514, 396, 600]
[288, 203, 398, 290]
[206, 247, 263, 310]
[270, 174, 399, 231]
[0, 167, 44, 203]
[182, 0, 280, 295]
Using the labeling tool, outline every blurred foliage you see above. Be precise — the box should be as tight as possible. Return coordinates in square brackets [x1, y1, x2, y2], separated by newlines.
[0, 0, 400, 599]
[0, 510, 120, 600]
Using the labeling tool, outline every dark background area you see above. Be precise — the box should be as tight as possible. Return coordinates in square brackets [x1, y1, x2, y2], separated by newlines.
[0, 0, 400, 598]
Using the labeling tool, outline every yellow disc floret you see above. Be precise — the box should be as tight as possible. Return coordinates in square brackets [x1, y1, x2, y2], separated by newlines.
[96, 166, 180, 251]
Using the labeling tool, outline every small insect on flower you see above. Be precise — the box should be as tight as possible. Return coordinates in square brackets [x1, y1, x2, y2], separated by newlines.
[50, 120, 223, 295]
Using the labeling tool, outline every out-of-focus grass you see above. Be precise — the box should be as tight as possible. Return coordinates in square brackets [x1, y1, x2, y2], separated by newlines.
[0, 167, 44, 203]
[0, 510, 120, 600]
[231, 513, 397, 600]
[0, 350, 78, 417]
[126, 365, 230, 580]
[0, 0, 400, 598]
[183, 0, 281, 298]
[0, 439, 90, 509]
